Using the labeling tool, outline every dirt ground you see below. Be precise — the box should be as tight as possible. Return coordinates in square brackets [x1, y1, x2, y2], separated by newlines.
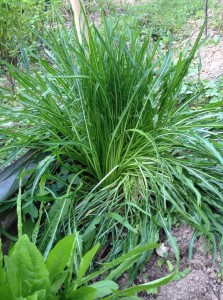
[199, 29, 223, 80]
[187, 8, 223, 80]
[140, 225, 223, 300]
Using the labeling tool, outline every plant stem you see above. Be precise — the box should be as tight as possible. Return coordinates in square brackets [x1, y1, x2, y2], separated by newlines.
[69, 0, 89, 44]
[17, 178, 23, 239]
[205, 0, 208, 36]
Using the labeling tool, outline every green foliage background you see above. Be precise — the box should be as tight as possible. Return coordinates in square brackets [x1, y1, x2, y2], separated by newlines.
[0, 0, 59, 64]
[0, 0, 223, 293]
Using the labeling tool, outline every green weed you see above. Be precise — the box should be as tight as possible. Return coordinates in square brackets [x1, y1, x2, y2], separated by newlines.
[84, 0, 209, 40]
[0, 234, 173, 299]
[1, 17, 223, 271]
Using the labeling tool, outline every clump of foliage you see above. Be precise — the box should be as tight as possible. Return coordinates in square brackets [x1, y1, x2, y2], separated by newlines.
[0, 0, 63, 82]
[140, 0, 204, 31]
[1, 0, 44, 64]
[0, 0, 60, 92]
[180, 76, 223, 106]
[85, 0, 206, 39]
[0, 234, 173, 299]
[1, 17, 223, 270]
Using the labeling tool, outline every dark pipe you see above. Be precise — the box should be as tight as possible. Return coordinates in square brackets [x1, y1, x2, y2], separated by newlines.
[0, 150, 36, 202]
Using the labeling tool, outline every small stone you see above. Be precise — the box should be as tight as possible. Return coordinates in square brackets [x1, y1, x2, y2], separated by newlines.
[156, 243, 169, 257]
[207, 267, 212, 274]
[138, 277, 143, 283]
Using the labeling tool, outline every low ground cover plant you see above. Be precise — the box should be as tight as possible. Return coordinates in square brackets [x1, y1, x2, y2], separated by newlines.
[0, 0, 50, 67]
[0, 13, 223, 274]
[84, 0, 215, 40]
[0, 234, 173, 299]
[0, 0, 60, 91]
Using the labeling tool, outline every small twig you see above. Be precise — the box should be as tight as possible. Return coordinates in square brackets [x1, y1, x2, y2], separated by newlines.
[205, 0, 208, 37]
[2, 50, 16, 94]
[6, 73, 15, 94]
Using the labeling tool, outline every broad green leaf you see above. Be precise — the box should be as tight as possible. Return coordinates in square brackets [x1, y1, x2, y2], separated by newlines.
[0, 284, 13, 299]
[106, 273, 175, 299]
[89, 280, 118, 298]
[50, 270, 69, 295]
[46, 234, 75, 283]
[4, 235, 50, 298]
[26, 289, 49, 300]
[68, 287, 97, 300]
[3, 257, 18, 298]
[75, 243, 100, 287]
[82, 216, 104, 241]
[27, 294, 38, 300]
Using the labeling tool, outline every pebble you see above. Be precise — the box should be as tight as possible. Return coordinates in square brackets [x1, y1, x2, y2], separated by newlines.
[207, 267, 212, 274]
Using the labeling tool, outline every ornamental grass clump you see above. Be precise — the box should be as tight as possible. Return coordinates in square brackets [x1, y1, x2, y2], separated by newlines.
[1, 17, 223, 263]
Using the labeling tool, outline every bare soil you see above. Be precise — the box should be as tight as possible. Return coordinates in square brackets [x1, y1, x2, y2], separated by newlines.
[199, 34, 223, 79]
[139, 225, 223, 300]
[185, 9, 223, 80]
